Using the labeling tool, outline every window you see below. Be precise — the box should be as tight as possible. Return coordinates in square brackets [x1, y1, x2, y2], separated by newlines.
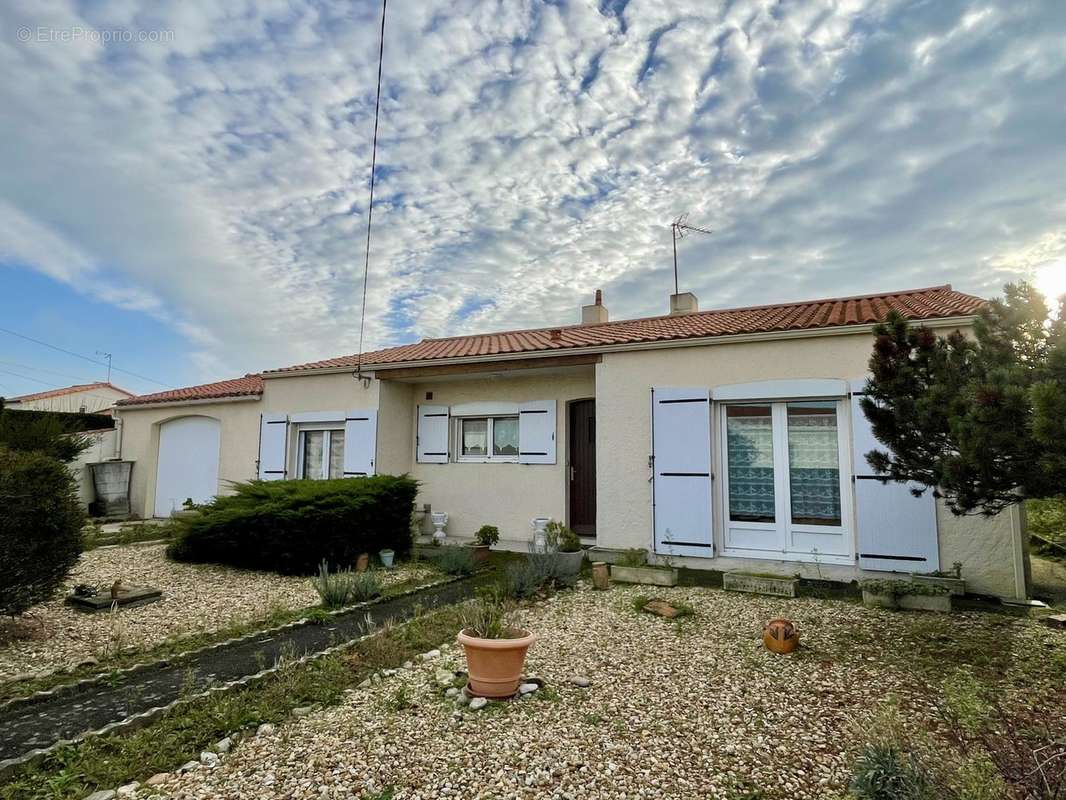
[786, 401, 842, 526]
[298, 429, 345, 479]
[458, 416, 519, 462]
[725, 404, 776, 523]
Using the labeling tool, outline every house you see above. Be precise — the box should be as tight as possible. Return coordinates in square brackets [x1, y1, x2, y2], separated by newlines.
[4, 381, 134, 413]
[113, 285, 1031, 601]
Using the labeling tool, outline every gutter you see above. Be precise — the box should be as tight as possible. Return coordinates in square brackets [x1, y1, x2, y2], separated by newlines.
[262, 315, 978, 378]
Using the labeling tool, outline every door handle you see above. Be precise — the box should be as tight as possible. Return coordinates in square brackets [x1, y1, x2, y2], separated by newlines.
[570, 466, 576, 481]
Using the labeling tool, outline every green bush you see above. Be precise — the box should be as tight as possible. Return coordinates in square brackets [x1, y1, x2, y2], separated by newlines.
[166, 476, 417, 575]
[311, 561, 382, 608]
[504, 547, 577, 599]
[474, 524, 500, 547]
[433, 545, 475, 576]
[849, 743, 934, 800]
[0, 447, 85, 617]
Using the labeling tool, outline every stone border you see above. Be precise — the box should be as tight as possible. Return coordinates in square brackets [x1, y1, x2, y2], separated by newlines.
[0, 570, 484, 780]
[1, 571, 475, 713]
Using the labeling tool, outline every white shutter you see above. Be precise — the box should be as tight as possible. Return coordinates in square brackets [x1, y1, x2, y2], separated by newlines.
[417, 405, 449, 464]
[258, 413, 288, 480]
[652, 387, 713, 558]
[850, 380, 939, 572]
[518, 400, 556, 464]
[343, 410, 377, 477]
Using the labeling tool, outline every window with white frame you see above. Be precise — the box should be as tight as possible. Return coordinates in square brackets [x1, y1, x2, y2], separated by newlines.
[297, 429, 345, 479]
[457, 416, 519, 462]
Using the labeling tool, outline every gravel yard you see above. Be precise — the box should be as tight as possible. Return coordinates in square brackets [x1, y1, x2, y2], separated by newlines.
[144, 582, 1064, 800]
[0, 544, 438, 682]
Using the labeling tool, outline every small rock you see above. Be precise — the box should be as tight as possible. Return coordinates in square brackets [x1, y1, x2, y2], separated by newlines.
[402, 660, 414, 669]
[215, 736, 232, 753]
[84, 791, 116, 800]
[518, 682, 539, 695]
[177, 761, 200, 774]
[357, 678, 371, 689]
[434, 668, 455, 687]
[570, 676, 591, 688]
[116, 782, 140, 797]
[469, 697, 488, 711]
[145, 773, 170, 786]
[200, 751, 219, 767]
[382, 668, 398, 676]
[454, 692, 470, 706]
[421, 649, 441, 661]
[445, 687, 459, 698]
[292, 706, 313, 717]
[256, 723, 275, 737]
[78, 656, 100, 668]
[1042, 614, 1066, 629]
[642, 599, 681, 618]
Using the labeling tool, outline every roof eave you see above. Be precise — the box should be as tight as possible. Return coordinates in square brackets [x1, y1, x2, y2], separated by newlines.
[114, 393, 263, 412]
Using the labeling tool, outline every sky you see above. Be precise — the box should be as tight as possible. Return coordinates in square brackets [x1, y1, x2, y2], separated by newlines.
[1, 0, 1064, 397]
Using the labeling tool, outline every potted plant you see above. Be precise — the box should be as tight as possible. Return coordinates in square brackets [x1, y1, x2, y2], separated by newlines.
[466, 524, 499, 564]
[860, 579, 951, 612]
[457, 592, 535, 698]
[545, 520, 584, 576]
[379, 548, 395, 568]
[610, 548, 678, 587]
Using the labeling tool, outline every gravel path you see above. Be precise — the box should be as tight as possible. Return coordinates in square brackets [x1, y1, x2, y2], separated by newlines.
[0, 545, 435, 682]
[141, 583, 1064, 800]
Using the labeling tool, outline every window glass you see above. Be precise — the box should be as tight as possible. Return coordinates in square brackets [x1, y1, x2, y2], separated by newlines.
[492, 416, 519, 456]
[302, 430, 325, 480]
[461, 418, 488, 456]
[726, 405, 776, 522]
[787, 401, 842, 526]
[328, 430, 345, 479]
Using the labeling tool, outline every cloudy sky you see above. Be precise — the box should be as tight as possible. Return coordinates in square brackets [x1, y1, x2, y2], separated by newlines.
[1, 0, 1064, 396]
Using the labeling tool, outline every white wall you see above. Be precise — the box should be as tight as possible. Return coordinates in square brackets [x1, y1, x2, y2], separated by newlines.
[10, 385, 129, 413]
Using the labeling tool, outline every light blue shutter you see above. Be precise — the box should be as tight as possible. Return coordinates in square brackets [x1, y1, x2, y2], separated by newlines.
[652, 387, 713, 558]
[343, 410, 377, 476]
[417, 405, 449, 464]
[258, 414, 288, 480]
[518, 400, 556, 464]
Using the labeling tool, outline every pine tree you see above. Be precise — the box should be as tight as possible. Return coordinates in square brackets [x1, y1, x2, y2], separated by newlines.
[862, 282, 1065, 515]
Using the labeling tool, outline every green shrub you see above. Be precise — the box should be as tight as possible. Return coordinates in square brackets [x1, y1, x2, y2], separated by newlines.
[311, 561, 382, 608]
[474, 524, 500, 547]
[503, 547, 577, 599]
[0, 447, 85, 617]
[545, 519, 580, 552]
[433, 546, 475, 576]
[1029, 497, 1066, 543]
[617, 547, 648, 567]
[849, 743, 934, 800]
[459, 589, 516, 639]
[166, 476, 417, 575]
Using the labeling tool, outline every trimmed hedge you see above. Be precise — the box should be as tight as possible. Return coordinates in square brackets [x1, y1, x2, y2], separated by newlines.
[166, 476, 417, 575]
[0, 447, 85, 617]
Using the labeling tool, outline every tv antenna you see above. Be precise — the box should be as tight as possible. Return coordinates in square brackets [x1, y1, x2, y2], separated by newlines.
[95, 350, 112, 382]
[670, 214, 713, 295]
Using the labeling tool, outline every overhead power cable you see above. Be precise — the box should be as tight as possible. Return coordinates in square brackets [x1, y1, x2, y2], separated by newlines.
[0, 325, 171, 387]
[354, 0, 388, 380]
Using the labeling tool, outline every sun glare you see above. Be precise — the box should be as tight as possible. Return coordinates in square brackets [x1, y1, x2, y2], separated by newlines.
[1034, 261, 1066, 304]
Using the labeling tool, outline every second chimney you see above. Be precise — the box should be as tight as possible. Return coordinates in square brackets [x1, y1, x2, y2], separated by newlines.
[669, 292, 699, 315]
[582, 289, 609, 324]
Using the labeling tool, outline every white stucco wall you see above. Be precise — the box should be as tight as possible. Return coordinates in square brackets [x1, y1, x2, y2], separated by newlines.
[10, 385, 130, 413]
[407, 369, 595, 545]
[68, 428, 119, 508]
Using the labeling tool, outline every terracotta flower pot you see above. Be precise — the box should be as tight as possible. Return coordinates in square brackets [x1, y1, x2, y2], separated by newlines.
[457, 628, 535, 698]
[591, 561, 610, 590]
[356, 553, 370, 573]
[465, 543, 490, 564]
[762, 618, 799, 654]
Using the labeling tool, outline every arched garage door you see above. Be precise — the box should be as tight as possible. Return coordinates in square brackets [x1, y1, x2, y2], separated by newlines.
[154, 416, 221, 517]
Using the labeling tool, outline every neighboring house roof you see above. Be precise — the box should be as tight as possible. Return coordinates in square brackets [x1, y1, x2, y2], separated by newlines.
[115, 374, 263, 408]
[6, 381, 135, 403]
[116, 284, 985, 407]
[269, 284, 985, 373]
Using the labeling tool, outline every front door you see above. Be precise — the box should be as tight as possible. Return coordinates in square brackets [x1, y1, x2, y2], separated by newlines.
[568, 399, 596, 537]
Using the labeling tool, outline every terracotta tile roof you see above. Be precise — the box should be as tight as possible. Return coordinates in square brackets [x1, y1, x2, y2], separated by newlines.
[269, 284, 985, 373]
[7, 381, 134, 403]
[115, 374, 263, 407]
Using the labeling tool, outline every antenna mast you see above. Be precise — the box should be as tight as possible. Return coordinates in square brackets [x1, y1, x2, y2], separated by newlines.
[670, 214, 713, 295]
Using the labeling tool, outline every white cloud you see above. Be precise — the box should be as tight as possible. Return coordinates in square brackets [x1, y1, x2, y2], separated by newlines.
[1, 0, 1064, 381]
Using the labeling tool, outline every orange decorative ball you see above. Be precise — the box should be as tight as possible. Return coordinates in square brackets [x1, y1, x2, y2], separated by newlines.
[763, 618, 799, 654]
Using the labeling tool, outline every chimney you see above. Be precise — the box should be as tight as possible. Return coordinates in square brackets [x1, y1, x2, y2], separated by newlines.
[581, 289, 609, 324]
[669, 292, 699, 315]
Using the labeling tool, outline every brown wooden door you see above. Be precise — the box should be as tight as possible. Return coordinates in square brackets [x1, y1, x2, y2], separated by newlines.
[568, 399, 596, 537]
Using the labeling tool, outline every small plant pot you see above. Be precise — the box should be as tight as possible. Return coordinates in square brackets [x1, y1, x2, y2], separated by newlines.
[465, 543, 490, 565]
[610, 564, 678, 587]
[556, 549, 585, 577]
[379, 549, 395, 569]
[762, 618, 799, 654]
[458, 628, 536, 698]
[591, 561, 610, 590]
[898, 593, 952, 613]
[909, 574, 966, 596]
[356, 553, 370, 573]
